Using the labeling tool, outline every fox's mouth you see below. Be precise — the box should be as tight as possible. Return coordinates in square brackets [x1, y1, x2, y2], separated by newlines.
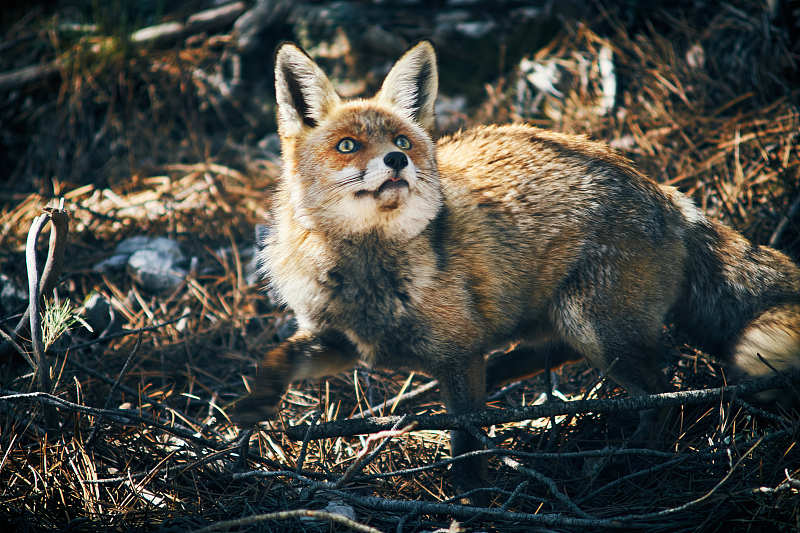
[354, 178, 409, 198]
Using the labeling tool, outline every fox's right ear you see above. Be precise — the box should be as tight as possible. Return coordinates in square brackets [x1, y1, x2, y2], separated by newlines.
[376, 40, 438, 132]
[274, 43, 341, 137]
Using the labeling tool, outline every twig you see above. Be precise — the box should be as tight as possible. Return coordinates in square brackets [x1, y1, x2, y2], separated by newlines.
[334, 416, 414, 488]
[357, 446, 677, 482]
[0, 61, 59, 92]
[131, 2, 246, 47]
[2, 200, 69, 369]
[26, 213, 52, 392]
[578, 428, 790, 504]
[295, 411, 322, 473]
[235, 427, 253, 472]
[0, 323, 33, 368]
[282, 369, 800, 440]
[51, 312, 193, 352]
[499, 480, 530, 511]
[596, 436, 767, 524]
[0, 387, 331, 481]
[85, 334, 142, 447]
[0, 433, 17, 476]
[190, 509, 381, 533]
[350, 379, 439, 419]
[502, 456, 593, 519]
[768, 190, 800, 247]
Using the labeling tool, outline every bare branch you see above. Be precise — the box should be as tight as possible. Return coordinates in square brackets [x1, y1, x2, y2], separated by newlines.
[502, 456, 593, 519]
[769, 190, 800, 247]
[280, 369, 800, 440]
[349, 379, 439, 419]
[190, 509, 381, 533]
[26, 213, 53, 392]
[2, 200, 69, 372]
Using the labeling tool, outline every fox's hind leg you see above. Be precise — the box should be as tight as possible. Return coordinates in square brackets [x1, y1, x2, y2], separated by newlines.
[550, 257, 678, 443]
[560, 313, 673, 444]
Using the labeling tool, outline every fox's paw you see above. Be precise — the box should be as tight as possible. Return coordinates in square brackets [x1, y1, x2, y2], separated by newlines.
[231, 395, 281, 426]
[230, 383, 285, 426]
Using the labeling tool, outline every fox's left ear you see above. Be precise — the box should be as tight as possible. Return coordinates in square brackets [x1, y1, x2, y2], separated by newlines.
[376, 40, 438, 132]
[274, 42, 341, 138]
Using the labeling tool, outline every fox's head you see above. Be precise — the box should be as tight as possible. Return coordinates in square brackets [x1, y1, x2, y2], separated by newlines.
[274, 41, 442, 241]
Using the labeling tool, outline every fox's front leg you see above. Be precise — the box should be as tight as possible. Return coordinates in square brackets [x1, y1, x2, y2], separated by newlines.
[435, 354, 488, 500]
[233, 329, 359, 425]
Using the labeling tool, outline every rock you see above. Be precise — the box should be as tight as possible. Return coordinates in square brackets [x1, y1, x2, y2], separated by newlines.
[0, 273, 27, 313]
[257, 133, 281, 160]
[299, 500, 356, 526]
[435, 94, 468, 133]
[127, 249, 188, 293]
[234, 0, 293, 52]
[323, 500, 356, 521]
[93, 253, 130, 272]
[81, 292, 122, 337]
[94, 236, 188, 293]
[362, 25, 408, 56]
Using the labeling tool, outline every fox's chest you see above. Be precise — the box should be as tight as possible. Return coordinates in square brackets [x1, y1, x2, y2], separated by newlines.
[297, 252, 431, 366]
[318, 255, 414, 340]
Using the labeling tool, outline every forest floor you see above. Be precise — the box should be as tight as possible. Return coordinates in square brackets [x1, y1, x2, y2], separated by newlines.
[1, 1, 799, 531]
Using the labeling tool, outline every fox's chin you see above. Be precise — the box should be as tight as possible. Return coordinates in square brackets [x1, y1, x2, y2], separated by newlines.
[354, 178, 410, 212]
[321, 184, 439, 241]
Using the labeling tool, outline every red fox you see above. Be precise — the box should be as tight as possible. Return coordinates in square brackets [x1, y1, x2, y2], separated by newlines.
[234, 40, 800, 489]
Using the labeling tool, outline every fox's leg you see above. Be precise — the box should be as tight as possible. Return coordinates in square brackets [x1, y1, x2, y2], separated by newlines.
[574, 323, 673, 443]
[234, 329, 359, 425]
[729, 303, 800, 401]
[434, 354, 488, 500]
[486, 341, 584, 392]
[551, 271, 675, 443]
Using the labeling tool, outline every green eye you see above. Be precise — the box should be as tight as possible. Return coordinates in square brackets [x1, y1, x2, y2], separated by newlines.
[336, 138, 359, 153]
[394, 135, 412, 150]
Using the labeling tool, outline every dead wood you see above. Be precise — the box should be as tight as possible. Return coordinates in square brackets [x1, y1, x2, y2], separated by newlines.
[281, 369, 800, 440]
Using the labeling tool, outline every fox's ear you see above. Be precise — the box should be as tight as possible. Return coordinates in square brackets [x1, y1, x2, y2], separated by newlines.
[376, 40, 438, 132]
[274, 43, 341, 137]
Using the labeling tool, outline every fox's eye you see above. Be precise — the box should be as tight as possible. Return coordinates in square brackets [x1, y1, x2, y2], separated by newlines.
[394, 135, 412, 150]
[336, 138, 359, 153]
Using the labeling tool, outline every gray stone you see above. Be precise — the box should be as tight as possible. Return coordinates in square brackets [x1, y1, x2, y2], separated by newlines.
[81, 292, 122, 337]
[0, 274, 27, 308]
[127, 249, 188, 293]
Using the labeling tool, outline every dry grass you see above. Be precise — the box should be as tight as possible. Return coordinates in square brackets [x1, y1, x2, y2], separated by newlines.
[1, 1, 799, 531]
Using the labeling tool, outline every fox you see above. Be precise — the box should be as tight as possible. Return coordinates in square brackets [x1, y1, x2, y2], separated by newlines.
[234, 40, 800, 491]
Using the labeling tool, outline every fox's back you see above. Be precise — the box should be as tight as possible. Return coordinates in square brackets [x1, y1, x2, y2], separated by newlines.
[434, 125, 691, 325]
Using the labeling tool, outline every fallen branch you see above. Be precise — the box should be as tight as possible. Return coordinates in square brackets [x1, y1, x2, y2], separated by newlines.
[131, 2, 246, 46]
[0, 61, 59, 92]
[190, 509, 381, 533]
[769, 189, 800, 247]
[0, 3, 246, 92]
[280, 369, 800, 440]
[502, 456, 593, 519]
[0, 387, 333, 482]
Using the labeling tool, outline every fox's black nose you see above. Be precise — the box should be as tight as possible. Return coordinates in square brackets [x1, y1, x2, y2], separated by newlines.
[383, 151, 408, 171]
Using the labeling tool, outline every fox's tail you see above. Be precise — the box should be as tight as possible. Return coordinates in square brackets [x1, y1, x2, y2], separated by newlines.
[670, 194, 800, 382]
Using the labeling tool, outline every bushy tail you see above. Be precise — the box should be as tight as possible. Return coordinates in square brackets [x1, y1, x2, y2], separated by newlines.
[674, 216, 800, 380]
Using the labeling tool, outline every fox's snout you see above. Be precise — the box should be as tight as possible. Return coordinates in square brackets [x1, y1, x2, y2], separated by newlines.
[384, 151, 408, 172]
